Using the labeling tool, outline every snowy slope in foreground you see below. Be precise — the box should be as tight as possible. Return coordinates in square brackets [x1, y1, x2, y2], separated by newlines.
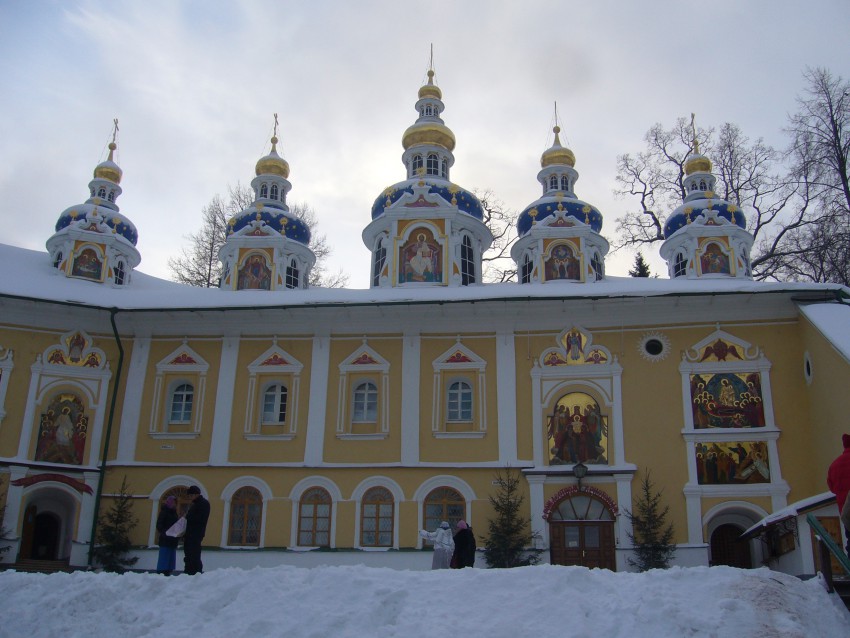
[1, 564, 848, 637]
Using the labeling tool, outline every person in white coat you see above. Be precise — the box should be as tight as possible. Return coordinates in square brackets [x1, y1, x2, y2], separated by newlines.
[420, 521, 455, 569]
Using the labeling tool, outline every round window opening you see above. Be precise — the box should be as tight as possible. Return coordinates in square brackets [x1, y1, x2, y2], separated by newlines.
[638, 332, 671, 362]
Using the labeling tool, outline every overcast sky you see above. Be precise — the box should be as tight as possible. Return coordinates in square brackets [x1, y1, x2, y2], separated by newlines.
[2, 1, 848, 288]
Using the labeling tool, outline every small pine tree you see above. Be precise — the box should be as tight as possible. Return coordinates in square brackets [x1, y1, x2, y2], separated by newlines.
[625, 470, 676, 571]
[482, 468, 543, 568]
[629, 252, 652, 277]
[92, 477, 139, 573]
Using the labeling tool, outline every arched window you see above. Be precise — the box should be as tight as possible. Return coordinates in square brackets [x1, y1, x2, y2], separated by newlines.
[426, 153, 439, 175]
[423, 487, 465, 533]
[447, 380, 473, 421]
[441, 158, 448, 178]
[412, 154, 424, 176]
[549, 175, 558, 191]
[262, 384, 288, 424]
[107, 190, 115, 202]
[699, 180, 707, 190]
[298, 487, 331, 546]
[373, 238, 386, 287]
[53, 252, 63, 269]
[521, 254, 533, 284]
[228, 486, 262, 546]
[425, 104, 433, 116]
[169, 384, 194, 423]
[361, 486, 393, 547]
[260, 184, 268, 198]
[97, 187, 106, 199]
[352, 382, 378, 422]
[560, 175, 569, 191]
[674, 252, 687, 278]
[270, 184, 279, 200]
[591, 253, 603, 281]
[113, 261, 126, 285]
[461, 235, 475, 285]
[285, 259, 299, 289]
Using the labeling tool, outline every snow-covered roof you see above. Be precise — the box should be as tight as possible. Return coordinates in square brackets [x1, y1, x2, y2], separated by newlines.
[1, 242, 848, 312]
[799, 303, 850, 363]
[741, 491, 836, 538]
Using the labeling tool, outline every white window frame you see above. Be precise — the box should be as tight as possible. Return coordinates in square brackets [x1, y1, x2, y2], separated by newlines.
[337, 343, 390, 439]
[244, 344, 302, 440]
[150, 342, 209, 439]
[432, 341, 487, 438]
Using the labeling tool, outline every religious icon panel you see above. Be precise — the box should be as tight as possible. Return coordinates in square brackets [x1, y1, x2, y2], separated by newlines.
[547, 392, 608, 465]
[695, 441, 770, 484]
[690, 372, 765, 428]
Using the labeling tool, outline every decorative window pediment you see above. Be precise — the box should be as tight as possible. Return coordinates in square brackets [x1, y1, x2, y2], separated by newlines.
[150, 342, 209, 438]
[43, 331, 107, 370]
[431, 340, 487, 437]
[337, 341, 390, 438]
[540, 326, 613, 368]
[244, 343, 303, 439]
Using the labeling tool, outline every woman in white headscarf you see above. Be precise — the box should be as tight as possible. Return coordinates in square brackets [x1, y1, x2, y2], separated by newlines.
[419, 521, 455, 569]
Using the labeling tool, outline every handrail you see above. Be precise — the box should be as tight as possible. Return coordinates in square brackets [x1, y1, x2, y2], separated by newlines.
[806, 513, 850, 593]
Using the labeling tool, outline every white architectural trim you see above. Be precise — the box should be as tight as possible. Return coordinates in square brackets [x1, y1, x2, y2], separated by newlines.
[209, 336, 240, 464]
[350, 476, 405, 549]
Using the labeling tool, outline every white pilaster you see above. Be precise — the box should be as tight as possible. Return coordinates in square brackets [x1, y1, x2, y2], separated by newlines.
[209, 336, 241, 465]
[401, 332, 421, 465]
[304, 334, 330, 465]
[496, 330, 518, 464]
[115, 337, 151, 463]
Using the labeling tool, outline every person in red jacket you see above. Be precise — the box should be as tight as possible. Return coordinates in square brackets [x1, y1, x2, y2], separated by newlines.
[827, 434, 850, 554]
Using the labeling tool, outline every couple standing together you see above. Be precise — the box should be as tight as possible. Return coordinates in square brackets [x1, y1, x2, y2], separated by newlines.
[155, 485, 211, 575]
[420, 520, 476, 570]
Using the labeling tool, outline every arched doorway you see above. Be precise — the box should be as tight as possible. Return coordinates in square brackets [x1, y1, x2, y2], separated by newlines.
[546, 489, 616, 570]
[710, 523, 752, 568]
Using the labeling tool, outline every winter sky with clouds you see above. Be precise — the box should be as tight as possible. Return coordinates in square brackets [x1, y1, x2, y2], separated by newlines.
[2, 1, 849, 288]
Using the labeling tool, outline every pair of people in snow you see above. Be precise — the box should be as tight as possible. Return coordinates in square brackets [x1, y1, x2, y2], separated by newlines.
[420, 520, 476, 569]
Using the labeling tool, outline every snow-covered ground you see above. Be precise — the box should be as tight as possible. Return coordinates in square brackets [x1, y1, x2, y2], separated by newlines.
[1, 564, 848, 637]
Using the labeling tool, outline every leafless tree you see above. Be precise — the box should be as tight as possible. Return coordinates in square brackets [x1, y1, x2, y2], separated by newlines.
[477, 189, 519, 283]
[169, 183, 348, 288]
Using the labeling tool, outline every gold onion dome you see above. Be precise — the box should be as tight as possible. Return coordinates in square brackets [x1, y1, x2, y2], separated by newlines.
[255, 136, 290, 178]
[93, 142, 123, 184]
[402, 121, 456, 151]
[418, 69, 442, 100]
[684, 152, 712, 176]
[540, 126, 575, 168]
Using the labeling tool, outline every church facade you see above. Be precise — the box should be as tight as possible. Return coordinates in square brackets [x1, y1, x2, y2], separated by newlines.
[1, 70, 849, 573]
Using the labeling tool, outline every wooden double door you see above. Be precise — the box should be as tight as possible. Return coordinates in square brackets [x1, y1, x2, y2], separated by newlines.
[550, 520, 616, 570]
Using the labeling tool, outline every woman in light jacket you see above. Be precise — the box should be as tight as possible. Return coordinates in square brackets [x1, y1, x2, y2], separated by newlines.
[420, 521, 455, 569]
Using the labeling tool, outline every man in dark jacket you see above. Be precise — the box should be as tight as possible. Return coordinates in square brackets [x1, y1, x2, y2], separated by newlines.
[827, 434, 850, 553]
[183, 485, 211, 575]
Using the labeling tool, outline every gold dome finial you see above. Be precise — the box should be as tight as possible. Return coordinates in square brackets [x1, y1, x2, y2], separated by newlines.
[256, 113, 290, 178]
[418, 46, 442, 100]
[541, 122, 575, 168]
[93, 118, 123, 184]
[684, 113, 712, 175]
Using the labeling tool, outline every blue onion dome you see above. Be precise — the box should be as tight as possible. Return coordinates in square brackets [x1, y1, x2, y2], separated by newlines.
[255, 136, 290, 178]
[517, 199, 603, 236]
[663, 198, 747, 238]
[516, 126, 602, 236]
[53, 141, 138, 245]
[663, 142, 747, 238]
[54, 204, 139, 246]
[370, 178, 484, 220]
[228, 204, 311, 245]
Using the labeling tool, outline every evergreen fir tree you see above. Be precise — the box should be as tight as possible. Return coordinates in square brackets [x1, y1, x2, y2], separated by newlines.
[92, 476, 139, 573]
[629, 252, 652, 277]
[482, 468, 543, 568]
[625, 470, 676, 571]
